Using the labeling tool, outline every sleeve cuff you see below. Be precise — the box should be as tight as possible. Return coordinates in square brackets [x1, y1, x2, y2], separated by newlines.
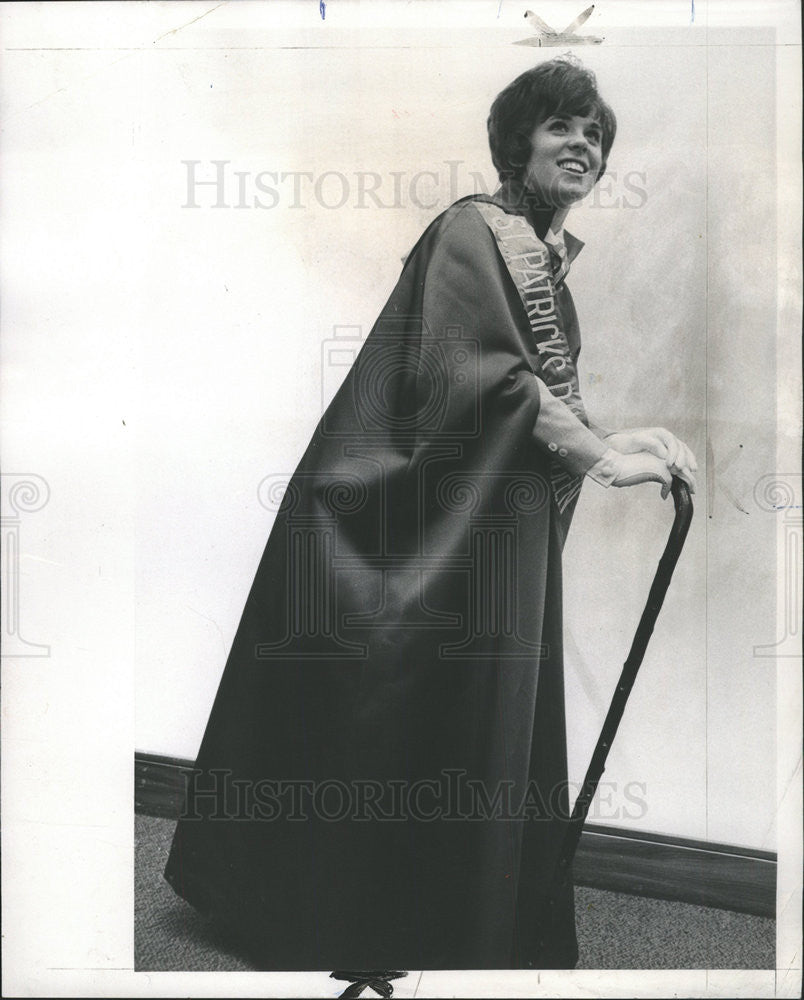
[586, 447, 621, 487]
[531, 377, 608, 476]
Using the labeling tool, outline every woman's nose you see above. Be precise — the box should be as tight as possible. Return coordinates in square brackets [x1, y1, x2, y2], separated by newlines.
[567, 131, 588, 151]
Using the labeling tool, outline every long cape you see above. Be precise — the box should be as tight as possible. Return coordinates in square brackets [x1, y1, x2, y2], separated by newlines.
[164, 182, 590, 970]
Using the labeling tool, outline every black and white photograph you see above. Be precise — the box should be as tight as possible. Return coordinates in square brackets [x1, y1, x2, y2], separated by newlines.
[1, 2, 801, 997]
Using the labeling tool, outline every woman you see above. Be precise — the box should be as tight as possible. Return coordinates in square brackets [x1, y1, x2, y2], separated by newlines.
[164, 56, 696, 973]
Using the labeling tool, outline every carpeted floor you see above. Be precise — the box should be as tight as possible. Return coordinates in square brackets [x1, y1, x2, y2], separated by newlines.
[136, 813, 775, 977]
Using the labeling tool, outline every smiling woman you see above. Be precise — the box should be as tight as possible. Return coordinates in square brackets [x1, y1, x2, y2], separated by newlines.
[163, 54, 697, 975]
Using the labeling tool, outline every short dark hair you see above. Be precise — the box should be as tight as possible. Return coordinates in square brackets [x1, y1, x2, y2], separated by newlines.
[487, 57, 616, 182]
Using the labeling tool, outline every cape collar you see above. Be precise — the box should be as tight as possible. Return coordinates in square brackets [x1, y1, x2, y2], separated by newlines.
[490, 179, 584, 265]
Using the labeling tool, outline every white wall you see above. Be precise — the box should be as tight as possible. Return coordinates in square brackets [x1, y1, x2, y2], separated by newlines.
[2, 2, 795, 858]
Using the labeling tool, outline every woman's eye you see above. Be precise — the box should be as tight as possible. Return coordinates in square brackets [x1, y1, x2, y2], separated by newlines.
[586, 131, 601, 144]
[549, 120, 568, 131]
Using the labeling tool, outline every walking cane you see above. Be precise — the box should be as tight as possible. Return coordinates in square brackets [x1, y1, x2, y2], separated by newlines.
[552, 474, 694, 892]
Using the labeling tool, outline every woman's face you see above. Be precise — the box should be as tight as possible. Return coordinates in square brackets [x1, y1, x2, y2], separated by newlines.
[522, 113, 603, 208]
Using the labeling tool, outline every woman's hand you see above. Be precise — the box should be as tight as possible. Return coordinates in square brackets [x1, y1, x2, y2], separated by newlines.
[605, 427, 697, 495]
[611, 450, 674, 499]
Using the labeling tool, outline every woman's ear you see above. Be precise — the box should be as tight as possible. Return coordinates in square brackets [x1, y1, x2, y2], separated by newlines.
[506, 131, 531, 171]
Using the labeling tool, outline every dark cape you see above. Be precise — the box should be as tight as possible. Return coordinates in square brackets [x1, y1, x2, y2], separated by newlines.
[164, 181, 591, 970]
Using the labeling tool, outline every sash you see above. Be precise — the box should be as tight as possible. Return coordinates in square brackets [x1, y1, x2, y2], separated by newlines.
[473, 200, 586, 513]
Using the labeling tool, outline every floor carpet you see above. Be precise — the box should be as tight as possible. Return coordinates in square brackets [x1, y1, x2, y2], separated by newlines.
[136, 813, 775, 978]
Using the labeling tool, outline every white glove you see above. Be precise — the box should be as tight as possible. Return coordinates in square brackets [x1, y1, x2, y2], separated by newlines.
[604, 427, 697, 495]
[587, 447, 674, 499]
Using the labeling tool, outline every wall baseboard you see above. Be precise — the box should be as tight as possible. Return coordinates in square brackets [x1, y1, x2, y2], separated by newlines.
[135, 752, 776, 919]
